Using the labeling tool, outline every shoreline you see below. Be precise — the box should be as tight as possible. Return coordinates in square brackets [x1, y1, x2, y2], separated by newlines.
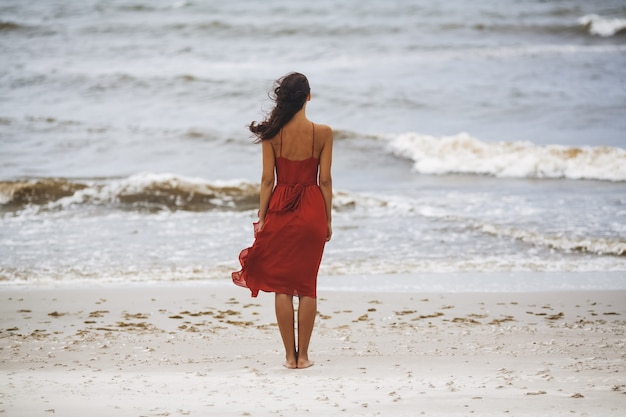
[2, 283, 625, 416]
[2, 271, 626, 293]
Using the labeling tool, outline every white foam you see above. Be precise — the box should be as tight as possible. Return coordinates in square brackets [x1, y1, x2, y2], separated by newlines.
[44, 173, 258, 210]
[0, 190, 11, 205]
[172, 1, 189, 9]
[388, 132, 626, 182]
[578, 14, 626, 37]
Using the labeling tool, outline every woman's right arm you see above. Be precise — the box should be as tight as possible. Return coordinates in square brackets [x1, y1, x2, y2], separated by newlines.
[257, 140, 276, 231]
[318, 125, 333, 242]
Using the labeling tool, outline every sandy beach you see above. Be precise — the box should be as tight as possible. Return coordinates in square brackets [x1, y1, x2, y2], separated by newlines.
[1, 283, 624, 417]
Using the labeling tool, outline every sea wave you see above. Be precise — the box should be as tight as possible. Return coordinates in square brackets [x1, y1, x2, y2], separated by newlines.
[58, 12, 626, 42]
[0, 19, 56, 36]
[117, 1, 189, 12]
[578, 14, 626, 37]
[0, 173, 365, 214]
[0, 20, 25, 31]
[392, 198, 626, 257]
[471, 16, 626, 39]
[0, 173, 260, 213]
[387, 132, 626, 182]
[372, 194, 626, 257]
[333, 129, 384, 141]
[475, 222, 626, 257]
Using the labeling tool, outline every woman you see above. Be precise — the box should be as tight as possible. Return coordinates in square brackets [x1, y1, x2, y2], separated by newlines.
[232, 72, 333, 369]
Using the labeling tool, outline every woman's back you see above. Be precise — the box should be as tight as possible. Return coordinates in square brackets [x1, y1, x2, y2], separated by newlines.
[272, 119, 318, 161]
[275, 124, 318, 187]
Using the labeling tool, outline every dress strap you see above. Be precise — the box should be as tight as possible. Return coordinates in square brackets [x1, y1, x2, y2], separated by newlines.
[311, 122, 315, 157]
[279, 129, 283, 157]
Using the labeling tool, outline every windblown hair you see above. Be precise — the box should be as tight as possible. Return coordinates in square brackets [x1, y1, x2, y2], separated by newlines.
[249, 72, 310, 141]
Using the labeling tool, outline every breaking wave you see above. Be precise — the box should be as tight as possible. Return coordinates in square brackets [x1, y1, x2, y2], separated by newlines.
[0, 173, 260, 213]
[388, 132, 626, 182]
[578, 14, 626, 37]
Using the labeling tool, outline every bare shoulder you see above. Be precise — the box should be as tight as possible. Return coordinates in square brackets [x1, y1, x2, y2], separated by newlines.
[263, 133, 279, 148]
[314, 123, 333, 141]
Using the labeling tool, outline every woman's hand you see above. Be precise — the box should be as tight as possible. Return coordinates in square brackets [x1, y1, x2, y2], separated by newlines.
[326, 222, 332, 242]
[255, 218, 265, 237]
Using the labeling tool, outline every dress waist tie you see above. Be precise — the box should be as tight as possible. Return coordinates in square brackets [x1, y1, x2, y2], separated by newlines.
[268, 183, 313, 214]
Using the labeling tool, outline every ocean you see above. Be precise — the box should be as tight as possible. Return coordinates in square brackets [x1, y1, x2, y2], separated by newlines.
[1, 0, 625, 291]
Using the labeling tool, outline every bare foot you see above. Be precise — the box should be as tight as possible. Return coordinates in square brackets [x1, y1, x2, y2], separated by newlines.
[283, 353, 297, 369]
[297, 358, 314, 369]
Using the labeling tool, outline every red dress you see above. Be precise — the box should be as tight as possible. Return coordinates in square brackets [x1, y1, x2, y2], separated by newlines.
[232, 124, 327, 298]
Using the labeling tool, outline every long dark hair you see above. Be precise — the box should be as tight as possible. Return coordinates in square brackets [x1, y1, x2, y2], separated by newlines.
[249, 72, 310, 141]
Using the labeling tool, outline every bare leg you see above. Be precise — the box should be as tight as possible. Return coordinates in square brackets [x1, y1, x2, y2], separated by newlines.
[275, 293, 297, 369]
[296, 296, 316, 369]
